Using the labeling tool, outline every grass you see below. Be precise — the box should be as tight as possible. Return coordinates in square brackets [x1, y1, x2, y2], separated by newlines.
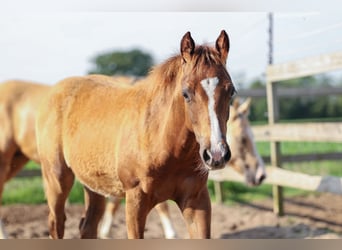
[2, 161, 85, 205]
[256, 141, 342, 177]
[2, 140, 342, 205]
[23, 160, 40, 170]
[2, 176, 85, 205]
[3, 177, 45, 204]
[207, 181, 310, 205]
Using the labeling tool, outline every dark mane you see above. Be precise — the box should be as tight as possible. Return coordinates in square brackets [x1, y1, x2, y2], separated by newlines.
[147, 45, 223, 86]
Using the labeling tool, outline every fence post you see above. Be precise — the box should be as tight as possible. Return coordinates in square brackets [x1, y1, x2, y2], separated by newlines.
[214, 181, 223, 204]
[266, 79, 284, 216]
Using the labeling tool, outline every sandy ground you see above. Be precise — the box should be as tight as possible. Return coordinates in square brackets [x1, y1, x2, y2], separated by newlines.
[2, 192, 342, 239]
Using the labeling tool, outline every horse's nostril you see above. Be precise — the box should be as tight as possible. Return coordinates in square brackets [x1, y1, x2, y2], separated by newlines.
[258, 174, 266, 184]
[223, 148, 231, 162]
[203, 149, 211, 163]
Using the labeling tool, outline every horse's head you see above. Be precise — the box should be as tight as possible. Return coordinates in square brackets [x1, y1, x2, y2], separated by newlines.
[227, 98, 266, 186]
[180, 30, 235, 170]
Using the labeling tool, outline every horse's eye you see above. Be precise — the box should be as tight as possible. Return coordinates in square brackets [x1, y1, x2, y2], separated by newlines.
[182, 90, 191, 102]
[230, 86, 237, 97]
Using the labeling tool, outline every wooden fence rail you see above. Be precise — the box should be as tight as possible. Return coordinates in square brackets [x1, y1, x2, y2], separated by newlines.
[252, 123, 342, 142]
[266, 52, 342, 82]
[237, 86, 342, 99]
[209, 167, 342, 195]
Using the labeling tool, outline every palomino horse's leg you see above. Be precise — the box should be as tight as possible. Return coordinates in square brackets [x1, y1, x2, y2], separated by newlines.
[79, 186, 106, 239]
[98, 196, 121, 239]
[0, 146, 16, 239]
[6, 154, 29, 181]
[177, 188, 211, 239]
[41, 159, 75, 239]
[125, 188, 154, 239]
[154, 202, 177, 239]
[98, 199, 177, 239]
[0, 153, 29, 239]
[0, 157, 9, 239]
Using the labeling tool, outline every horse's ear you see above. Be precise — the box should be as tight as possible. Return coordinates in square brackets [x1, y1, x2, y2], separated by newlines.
[238, 97, 252, 115]
[215, 30, 230, 64]
[232, 97, 240, 110]
[181, 31, 195, 63]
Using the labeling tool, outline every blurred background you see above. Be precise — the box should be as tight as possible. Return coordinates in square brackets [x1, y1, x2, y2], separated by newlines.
[1, 1, 342, 239]
[1, 5, 342, 206]
[1, 11, 342, 122]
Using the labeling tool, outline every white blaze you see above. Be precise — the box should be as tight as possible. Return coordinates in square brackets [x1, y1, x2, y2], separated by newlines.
[200, 77, 222, 153]
[246, 125, 266, 178]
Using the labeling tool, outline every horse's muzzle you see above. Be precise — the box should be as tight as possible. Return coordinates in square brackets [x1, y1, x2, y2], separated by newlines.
[245, 165, 267, 186]
[202, 142, 231, 170]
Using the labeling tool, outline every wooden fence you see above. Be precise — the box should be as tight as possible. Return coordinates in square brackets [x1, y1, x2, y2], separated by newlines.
[210, 51, 342, 215]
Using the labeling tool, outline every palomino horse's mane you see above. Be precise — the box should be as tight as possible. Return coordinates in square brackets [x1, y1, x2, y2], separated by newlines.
[146, 45, 223, 87]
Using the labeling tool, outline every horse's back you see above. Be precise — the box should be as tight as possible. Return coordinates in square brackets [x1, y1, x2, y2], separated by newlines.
[0, 79, 49, 97]
[0, 80, 50, 113]
[0, 80, 50, 161]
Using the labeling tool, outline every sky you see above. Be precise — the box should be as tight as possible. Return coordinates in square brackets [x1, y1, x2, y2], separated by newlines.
[0, 1, 342, 88]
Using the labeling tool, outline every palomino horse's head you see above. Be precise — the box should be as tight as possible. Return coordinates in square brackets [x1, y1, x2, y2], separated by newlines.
[227, 98, 266, 186]
[180, 30, 235, 170]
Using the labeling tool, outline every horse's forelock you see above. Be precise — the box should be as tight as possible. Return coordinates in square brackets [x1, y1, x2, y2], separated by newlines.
[192, 46, 222, 68]
[149, 45, 222, 87]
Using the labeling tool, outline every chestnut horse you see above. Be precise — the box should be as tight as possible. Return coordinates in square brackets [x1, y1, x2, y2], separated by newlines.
[98, 98, 266, 239]
[36, 30, 235, 239]
[0, 80, 50, 239]
[0, 80, 265, 239]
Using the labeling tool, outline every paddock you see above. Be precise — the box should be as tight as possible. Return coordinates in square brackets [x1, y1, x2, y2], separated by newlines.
[2, 192, 342, 239]
[1, 13, 342, 239]
[2, 51, 342, 239]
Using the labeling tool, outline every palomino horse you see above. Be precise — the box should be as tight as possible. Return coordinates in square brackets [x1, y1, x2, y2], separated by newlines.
[0, 80, 50, 239]
[36, 30, 235, 239]
[98, 98, 266, 239]
[0, 77, 162, 239]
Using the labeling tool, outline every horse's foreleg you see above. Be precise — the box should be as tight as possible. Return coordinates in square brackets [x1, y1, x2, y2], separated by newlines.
[177, 187, 211, 239]
[41, 159, 75, 239]
[155, 202, 177, 239]
[98, 196, 121, 239]
[125, 188, 152, 239]
[79, 186, 106, 239]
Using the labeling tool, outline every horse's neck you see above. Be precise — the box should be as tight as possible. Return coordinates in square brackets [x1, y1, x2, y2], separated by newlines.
[135, 75, 197, 163]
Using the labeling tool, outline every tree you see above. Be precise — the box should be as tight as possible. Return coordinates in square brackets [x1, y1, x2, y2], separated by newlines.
[88, 49, 154, 76]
